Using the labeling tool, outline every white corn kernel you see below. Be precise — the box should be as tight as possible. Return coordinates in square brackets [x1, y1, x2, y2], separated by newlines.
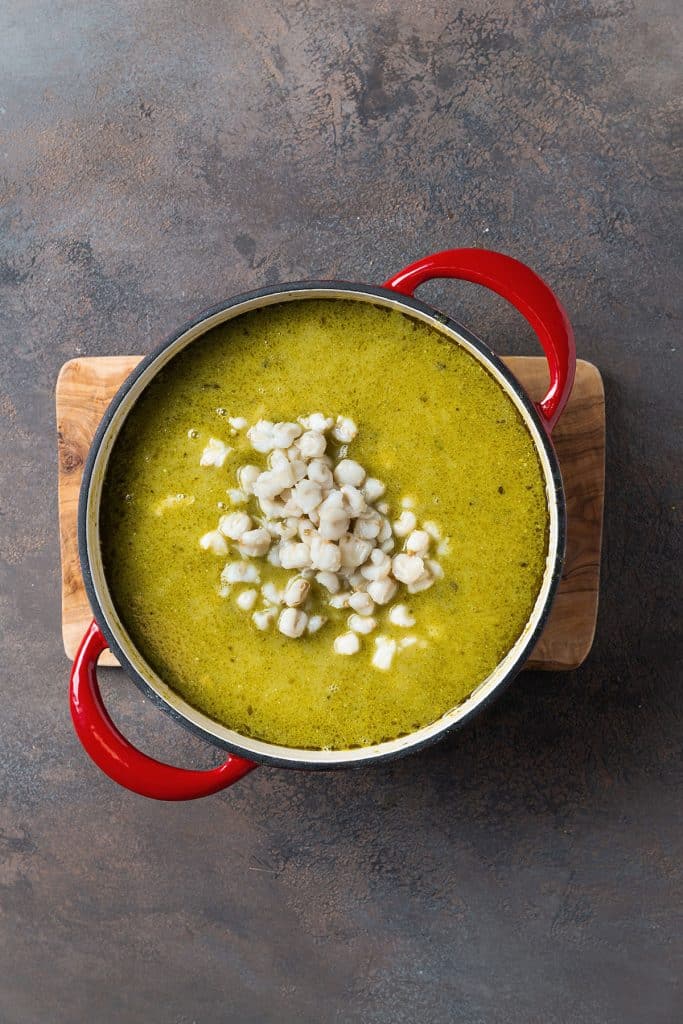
[339, 535, 373, 569]
[334, 459, 366, 488]
[345, 570, 368, 591]
[392, 553, 425, 585]
[200, 438, 232, 468]
[380, 537, 395, 554]
[239, 528, 271, 557]
[423, 520, 442, 541]
[154, 492, 196, 516]
[309, 535, 342, 572]
[199, 530, 228, 556]
[307, 614, 327, 634]
[271, 422, 302, 448]
[399, 636, 419, 649]
[218, 511, 252, 540]
[290, 459, 308, 482]
[278, 607, 308, 638]
[275, 517, 299, 541]
[340, 484, 367, 517]
[376, 501, 390, 515]
[221, 561, 261, 585]
[406, 530, 430, 556]
[328, 591, 352, 609]
[372, 636, 397, 670]
[318, 505, 350, 541]
[315, 570, 341, 594]
[297, 430, 327, 459]
[254, 466, 296, 501]
[407, 572, 435, 594]
[389, 603, 415, 627]
[247, 420, 276, 453]
[300, 412, 334, 432]
[320, 488, 343, 507]
[252, 607, 277, 630]
[334, 631, 360, 655]
[367, 577, 398, 605]
[268, 449, 290, 470]
[354, 514, 381, 540]
[279, 542, 311, 569]
[393, 510, 417, 537]
[236, 588, 258, 611]
[362, 477, 385, 503]
[284, 576, 310, 607]
[348, 614, 376, 635]
[228, 416, 248, 431]
[377, 517, 393, 543]
[348, 591, 375, 616]
[401, 496, 415, 509]
[426, 559, 444, 579]
[238, 464, 261, 494]
[259, 497, 287, 519]
[227, 488, 248, 505]
[298, 519, 317, 544]
[266, 544, 282, 567]
[294, 478, 323, 514]
[282, 494, 303, 517]
[360, 548, 392, 581]
[307, 459, 334, 489]
[261, 582, 283, 606]
[332, 416, 358, 443]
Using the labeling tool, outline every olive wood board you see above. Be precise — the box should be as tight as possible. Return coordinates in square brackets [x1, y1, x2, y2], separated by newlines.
[56, 356, 605, 670]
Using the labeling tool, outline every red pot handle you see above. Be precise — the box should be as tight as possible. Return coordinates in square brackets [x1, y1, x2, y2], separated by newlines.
[383, 248, 576, 432]
[70, 620, 258, 800]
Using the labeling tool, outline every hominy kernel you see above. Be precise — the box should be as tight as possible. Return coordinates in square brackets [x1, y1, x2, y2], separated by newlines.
[236, 588, 258, 611]
[199, 530, 228, 556]
[239, 528, 271, 557]
[348, 614, 377, 635]
[389, 604, 415, 627]
[307, 614, 327, 634]
[392, 553, 425, 585]
[348, 591, 375, 616]
[406, 530, 430, 556]
[252, 608, 277, 630]
[334, 459, 366, 488]
[284, 576, 311, 607]
[278, 607, 308, 638]
[218, 511, 252, 540]
[334, 631, 360, 655]
[200, 437, 232, 468]
[393, 510, 417, 537]
[372, 636, 397, 670]
[315, 570, 341, 593]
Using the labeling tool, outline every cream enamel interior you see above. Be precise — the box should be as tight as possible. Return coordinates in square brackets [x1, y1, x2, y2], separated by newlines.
[84, 286, 562, 767]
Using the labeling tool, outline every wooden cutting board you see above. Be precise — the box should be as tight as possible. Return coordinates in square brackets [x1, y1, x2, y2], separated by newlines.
[56, 356, 605, 670]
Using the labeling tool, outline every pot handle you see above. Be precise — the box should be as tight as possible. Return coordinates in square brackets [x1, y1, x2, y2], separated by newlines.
[383, 248, 576, 432]
[70, 620, 258, 800]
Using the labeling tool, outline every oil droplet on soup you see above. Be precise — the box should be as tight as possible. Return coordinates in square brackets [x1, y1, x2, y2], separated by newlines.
[101, 299, 549, 750]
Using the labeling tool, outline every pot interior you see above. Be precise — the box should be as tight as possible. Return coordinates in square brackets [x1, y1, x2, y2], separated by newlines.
[81, 284, 565, 768]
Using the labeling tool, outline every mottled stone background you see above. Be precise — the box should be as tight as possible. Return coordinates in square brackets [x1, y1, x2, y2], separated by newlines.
[0, 2, 681, 1022]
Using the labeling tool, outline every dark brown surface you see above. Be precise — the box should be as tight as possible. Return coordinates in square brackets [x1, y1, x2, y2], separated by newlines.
[0, 2, 681, 1022]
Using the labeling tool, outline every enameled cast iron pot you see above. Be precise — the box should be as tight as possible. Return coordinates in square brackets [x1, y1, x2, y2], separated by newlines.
[70, 249, 576, 800]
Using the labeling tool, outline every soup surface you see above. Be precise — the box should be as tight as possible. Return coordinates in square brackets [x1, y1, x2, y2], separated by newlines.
[101, 298, 549, 750]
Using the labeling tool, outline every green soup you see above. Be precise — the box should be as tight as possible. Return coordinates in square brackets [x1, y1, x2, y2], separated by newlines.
[101, 298, 549, 750]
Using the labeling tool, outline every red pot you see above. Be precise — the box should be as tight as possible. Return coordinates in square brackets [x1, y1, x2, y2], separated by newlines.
[70, 248, 576, 799]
